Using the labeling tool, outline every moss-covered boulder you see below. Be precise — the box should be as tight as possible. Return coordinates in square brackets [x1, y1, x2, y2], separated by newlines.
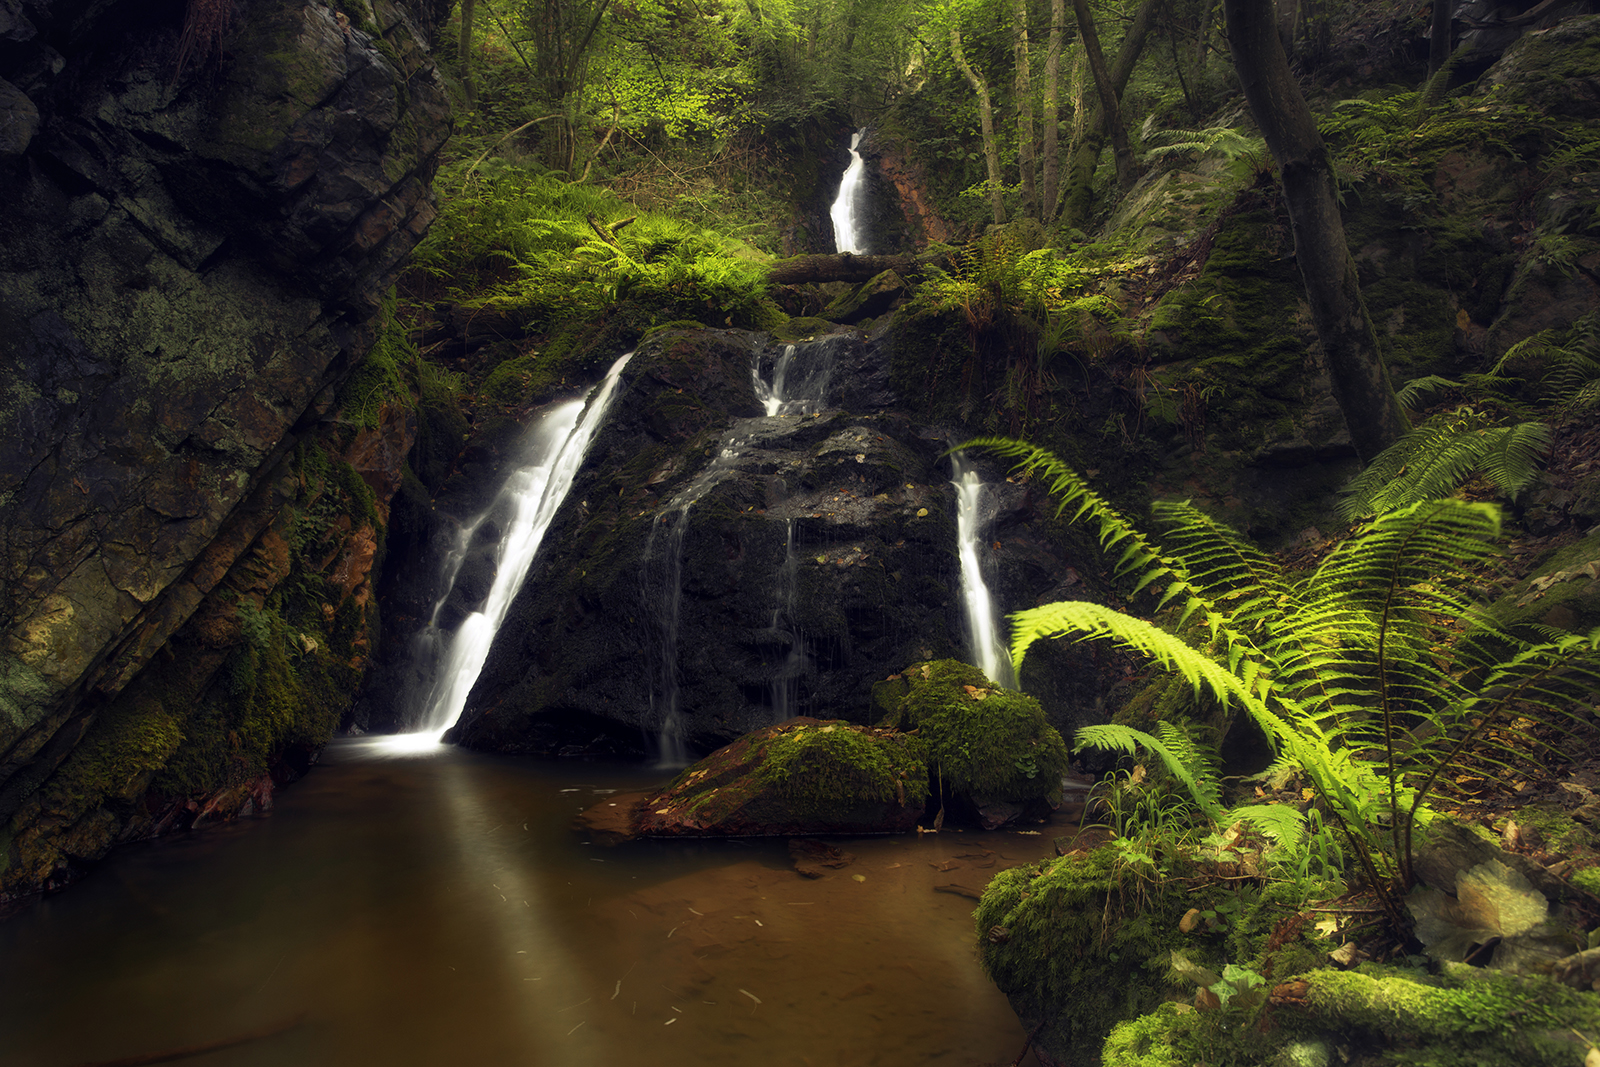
[978, 845, 1329, 1067]
[634, 717, 928, 837]
[875, 659, 1069, 826]
[1104, 962, 1600, 1067]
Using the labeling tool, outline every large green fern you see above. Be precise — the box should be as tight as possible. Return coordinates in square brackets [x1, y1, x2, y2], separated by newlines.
[973, 438, 1600, 907]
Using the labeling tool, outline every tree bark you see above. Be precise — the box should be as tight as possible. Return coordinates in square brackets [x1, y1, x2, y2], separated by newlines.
[766, 253, 918, 285]
[1223, 0, 1408, 463]
[951, 26, 1007, 225]
[1059, 0, 1157, 228]
[1071, 0, 1133, 190]
[1428, 0, 1452, 75]
[459, 0, 477, 110]
[1013, 0, 1038, 220]
[1041, 0, 1063, 220]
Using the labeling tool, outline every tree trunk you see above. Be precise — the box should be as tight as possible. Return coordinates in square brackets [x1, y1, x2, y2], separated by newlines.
[1041, 0, 1063, 220]
[1071, 0, 1134, 191]
[951, 26, 1007, 226]
[1013, 0, 1038, 220]
[1429, 0, 1452, 75]
[1059, 0, 1157, 229]
[766, 253, 918, 284]
[459, 0, 477, 110]
[1223, 0, 1408, 463]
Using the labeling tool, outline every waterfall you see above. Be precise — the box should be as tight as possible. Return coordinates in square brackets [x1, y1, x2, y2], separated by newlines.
[951, 453, 1016, 689]
[394, 354, 633, 750]
[751, 340, 837, 417]
[830, 129, 867, 255]
[768, 519, 805, 721]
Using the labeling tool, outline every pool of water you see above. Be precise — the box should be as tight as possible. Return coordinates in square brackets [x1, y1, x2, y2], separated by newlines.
[1, 739, 1056, 1066]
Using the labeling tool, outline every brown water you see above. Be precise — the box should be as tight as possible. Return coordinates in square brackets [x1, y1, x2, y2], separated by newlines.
[0, 739, 1055, 1067]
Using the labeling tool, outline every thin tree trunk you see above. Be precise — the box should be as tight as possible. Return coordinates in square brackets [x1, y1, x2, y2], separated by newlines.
[1071, 0, 1133, 191]
[459, 0, 477, 110]
[1428, 0, 1452, 75]
[1013, 0, 1038, 221]
[951, 26, 1007, 226]
[1041, 0, 1063, 220]
[1223, 0, 1408, 462]
[1059, 0, 1157, 228]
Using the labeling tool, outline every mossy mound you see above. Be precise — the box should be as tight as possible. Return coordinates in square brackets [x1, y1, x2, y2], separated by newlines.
[875, 660, 1069, 815]
[1103, 962, 1600, 1067]
[634, 717, 929, 837]
[978, 845, 1334, 1067]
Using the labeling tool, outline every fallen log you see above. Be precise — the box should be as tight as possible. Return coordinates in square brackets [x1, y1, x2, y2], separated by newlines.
[765, 253, 919, 285]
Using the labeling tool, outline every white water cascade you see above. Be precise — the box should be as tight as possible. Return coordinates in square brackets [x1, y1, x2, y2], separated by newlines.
[392, 354, 633, 751]
[830, 128, 867, 254]
[767, 519, 805, 720]
[951, 453, 1016, 689]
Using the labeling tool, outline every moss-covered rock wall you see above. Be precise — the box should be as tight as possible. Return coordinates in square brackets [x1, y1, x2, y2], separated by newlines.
[0, 0, 449, 903]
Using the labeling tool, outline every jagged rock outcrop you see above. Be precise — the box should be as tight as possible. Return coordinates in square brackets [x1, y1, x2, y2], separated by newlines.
[0, 0, 449, 902]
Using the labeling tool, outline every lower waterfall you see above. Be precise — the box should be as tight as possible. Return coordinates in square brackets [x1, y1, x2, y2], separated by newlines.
[395, 353, 633, 749]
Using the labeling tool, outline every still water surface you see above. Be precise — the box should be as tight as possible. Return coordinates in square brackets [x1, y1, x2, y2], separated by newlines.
[1, 740, 1053, 1066]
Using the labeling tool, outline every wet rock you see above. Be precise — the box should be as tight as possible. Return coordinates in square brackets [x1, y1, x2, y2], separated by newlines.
[635, 718, 928, 837]
[789, 838, 856, 877]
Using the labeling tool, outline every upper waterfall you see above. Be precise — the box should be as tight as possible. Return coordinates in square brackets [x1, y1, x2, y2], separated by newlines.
[830, 129, 867, 254]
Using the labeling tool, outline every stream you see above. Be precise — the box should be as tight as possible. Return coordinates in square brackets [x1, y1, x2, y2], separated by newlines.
[0, 740, 1055, 1066]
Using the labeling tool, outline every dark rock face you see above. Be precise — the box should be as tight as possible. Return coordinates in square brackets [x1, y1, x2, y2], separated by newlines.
[0, 0, 448, 899]
[423, 325, 1109, 761]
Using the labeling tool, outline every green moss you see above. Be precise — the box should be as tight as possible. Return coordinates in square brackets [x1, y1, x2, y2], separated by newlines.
[976, 846, 1230, 1060]
[753, 722, 929, 819]
[1301, 963, 1600, 1064]
[879, 659, 1069, 802]
[43, 698, 184, 818]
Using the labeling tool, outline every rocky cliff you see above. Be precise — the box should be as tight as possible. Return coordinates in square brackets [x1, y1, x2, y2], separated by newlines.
[0, 0, 449, 902]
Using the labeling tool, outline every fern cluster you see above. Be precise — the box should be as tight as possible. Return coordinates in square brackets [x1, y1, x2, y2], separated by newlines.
[971, 437, 1600, 911]
[412, 161, 779, 332]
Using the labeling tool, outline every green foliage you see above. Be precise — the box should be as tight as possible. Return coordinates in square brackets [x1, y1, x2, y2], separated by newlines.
[970, 438, 1600, 917]
[1341, 408, 1551, 519]
[1495, 310, 1600, 412]
[340, 289, 465, 430]
[1140, 123, 1266, 183]
[414, 162, 780, 335]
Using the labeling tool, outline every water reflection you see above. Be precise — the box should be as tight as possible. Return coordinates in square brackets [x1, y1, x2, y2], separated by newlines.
[0, 741, 1045, 1066]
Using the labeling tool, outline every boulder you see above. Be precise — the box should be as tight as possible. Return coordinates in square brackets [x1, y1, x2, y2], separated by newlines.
[635, 717, 928, 837]
[876, 659, 1070, 827]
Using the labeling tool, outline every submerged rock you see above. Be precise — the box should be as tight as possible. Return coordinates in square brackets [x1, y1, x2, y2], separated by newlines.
[635, 717, 928, 837]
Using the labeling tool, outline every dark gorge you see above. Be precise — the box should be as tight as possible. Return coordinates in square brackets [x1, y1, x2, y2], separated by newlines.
[4, 0, 1600, 1064]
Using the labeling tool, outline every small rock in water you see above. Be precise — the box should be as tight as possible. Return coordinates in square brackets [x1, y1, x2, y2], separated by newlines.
[789, 839, 856, 879]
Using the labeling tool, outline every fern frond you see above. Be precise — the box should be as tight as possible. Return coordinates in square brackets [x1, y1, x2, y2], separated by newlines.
[1223, 804, 1307, 851]
[1394, 374, 1463, 412]
[1339, 412, 1548, 519]
[1074, 723, 1224, 822]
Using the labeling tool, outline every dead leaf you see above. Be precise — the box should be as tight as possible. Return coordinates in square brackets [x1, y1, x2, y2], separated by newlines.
[1408, 859, 1550, 962]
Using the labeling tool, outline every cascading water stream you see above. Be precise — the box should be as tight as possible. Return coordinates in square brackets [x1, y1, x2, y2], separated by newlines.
[393, 354, 633, 751]
[830, 128, 867, 255]
[767, 519, 804, 720]
[951, 452, 1016, 689]
[646, 341, 838, 763]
